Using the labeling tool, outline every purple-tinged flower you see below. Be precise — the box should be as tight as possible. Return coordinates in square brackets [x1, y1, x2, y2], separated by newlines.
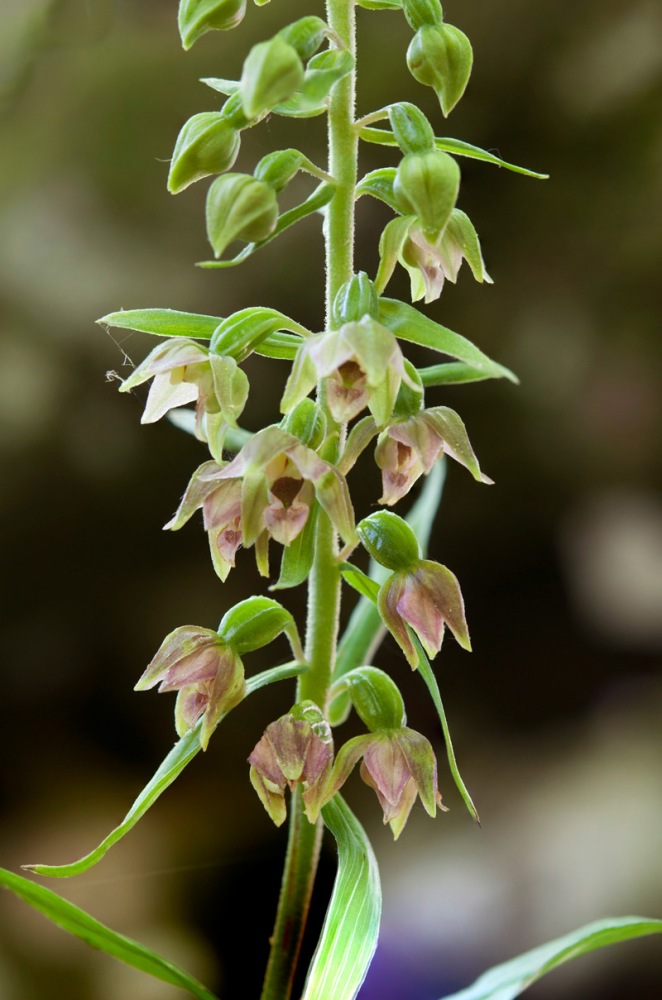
[376, 406, 492, 505]
[282, 317, 418, 428]
[165, 426, 355, 579]
[378, 560, 472, 668]
[135, 625, 245, 750]
[120, 338, 248, 462]
[326, 728, 444, 839]
[249, 702, 333, 826]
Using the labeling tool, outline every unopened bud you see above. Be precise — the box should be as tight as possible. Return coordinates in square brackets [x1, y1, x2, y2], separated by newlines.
[206, 174, 278, 258]
[168, 113, 240, 193]
[240, 36, 304, 120]
[332, 272, 379, 327]
[388, 102, 435, 156]
[281, 399, 326, 450]
[254, 149, 305, 192]
[357, 510, 420, 571]
[403, 0, 443, 31]
[394, 150, 460, 245]
[337, 666, 406, 732]
[407, 23, 473, 117]
[218, 596, 297, 655]
[178, 0, 246, 50]
[277, 16, 327, 61]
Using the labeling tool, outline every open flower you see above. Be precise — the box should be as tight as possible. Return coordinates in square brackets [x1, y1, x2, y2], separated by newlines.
[400, 210, 492, 304]
[282, 317, 417, 428]
[135, 625, 245, 750]
[378, 560, 472, 667]
[120, 338, 248, 462]
[376, 406, 492, 505]
[324, 728, 444, 839]
[165, 426, 355, 580]
[249, 702, 333, 826]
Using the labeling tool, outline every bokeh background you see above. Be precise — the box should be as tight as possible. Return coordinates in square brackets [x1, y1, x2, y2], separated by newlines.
[1, 1, 661, 997]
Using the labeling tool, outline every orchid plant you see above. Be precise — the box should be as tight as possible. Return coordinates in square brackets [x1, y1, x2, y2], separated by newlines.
[2, 1, 660, 997]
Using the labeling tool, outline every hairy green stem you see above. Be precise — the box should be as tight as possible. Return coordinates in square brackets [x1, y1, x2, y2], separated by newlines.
[259, 3, 357, 998]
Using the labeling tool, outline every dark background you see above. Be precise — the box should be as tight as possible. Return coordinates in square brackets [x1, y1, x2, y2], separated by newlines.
[1, 1, 661, 998]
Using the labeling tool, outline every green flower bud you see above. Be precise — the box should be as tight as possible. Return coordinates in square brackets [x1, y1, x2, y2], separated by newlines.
[178, 0, 246, 50]
[388, 102, 435, 156]
[394, 150, 460, 245]
[218, 596, 297, 655]
[407, 23, 473, 117]
[393, 359, 425, 419]
[240, 36, 304, 120]
[206, 174, 278, 258]
[402, 0, 443, 30]
[331, 272, 380, 327]
[337, 666, 406, 732]
[357, 510, 420, 571]
[281, 399, 326, 449]
[254, 149, 305, 192]
[168, 113, 240, 194]
[277, 16, 328, 61]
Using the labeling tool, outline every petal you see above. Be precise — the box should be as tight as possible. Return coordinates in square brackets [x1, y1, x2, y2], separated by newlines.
[396, 572, 446, 659]
[174, 684, 209, 737]
[142, 371, 199, 424]
[326, 734, 375, 800]
[362, 737, 411, 812]
[120, 339, 209, 392]
[263, 498, 310, 546]
[375, 433, 426, 506]
[395, 728, 442, 818]
[249, 765, 288, 827]
[158, 643, 223, 691]
[377, 573, 419, 668]
[164, 461, 225, 531]
[199, 652, 245, 749]
[422, 408, 492, 484]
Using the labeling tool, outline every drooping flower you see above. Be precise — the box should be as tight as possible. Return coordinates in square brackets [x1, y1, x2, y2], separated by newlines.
[165, 425, 355, 580]
[120, 338, 248, 462]
[378, 560, 472, 667]
[324, 727, 444, 839]
[135, 625, 245, 750]
[281, 317, 418, 428]
[375, 405, 492, 505]
[249, 702, 333, 826]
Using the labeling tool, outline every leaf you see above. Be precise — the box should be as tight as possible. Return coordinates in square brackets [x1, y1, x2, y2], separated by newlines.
[301, 796, 381, 1000]
[0, 867, 218, 1000]
[255, 331, 301, 360]
[355, 167, 401, 213]
[378, 297, 518, 383]
[26, 662, 306, 878]
[418, 362, 518, 387]
[210, 307, 311, 361]
[167, 408, 253, 451]
[356, 0, 402, 8]
[407, 629, 479, 823]
[340, 563, 381, 604]
[358, 127, 548, 179]
[197, 183, 335, 269]
[440, 917, 662, 1000]
[98, 308, 222, 340]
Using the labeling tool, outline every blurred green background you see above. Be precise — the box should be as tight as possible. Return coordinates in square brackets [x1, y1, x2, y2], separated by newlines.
[1, 1, 661, 997]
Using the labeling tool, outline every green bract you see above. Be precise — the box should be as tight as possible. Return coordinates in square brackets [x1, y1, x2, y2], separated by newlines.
[168, 113, 240, 193]
[206, 174, 278, 257]
[357, 511, 421, 570]
[240, 36, 304, 120]
[394, 150, 460, 244]
[178, 0, 246, 50]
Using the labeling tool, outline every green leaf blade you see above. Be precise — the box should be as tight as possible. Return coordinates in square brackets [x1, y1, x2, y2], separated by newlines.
[441, 917, 662, 1000]
[302, 796, 381, 1000]
[27, 662, 305, 878]
[0, 867, 219, 1000]
[98, 308, 223, 340]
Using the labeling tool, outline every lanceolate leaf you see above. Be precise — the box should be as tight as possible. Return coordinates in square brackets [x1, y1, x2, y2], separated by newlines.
[198, 183, 335, 269]
[408, 629, 479, 823]
[255, 331, 301, 360]
[440, 917, 662, 1000]
[418, 362, 515, 387]
[378, 297, 518, 383]
[26, 662, 306, 878]
[0, 867, 218, 1000]
[302, 796, 381, 1000]
[358, 127, 548, 179]
[99, 308, 222, 340]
